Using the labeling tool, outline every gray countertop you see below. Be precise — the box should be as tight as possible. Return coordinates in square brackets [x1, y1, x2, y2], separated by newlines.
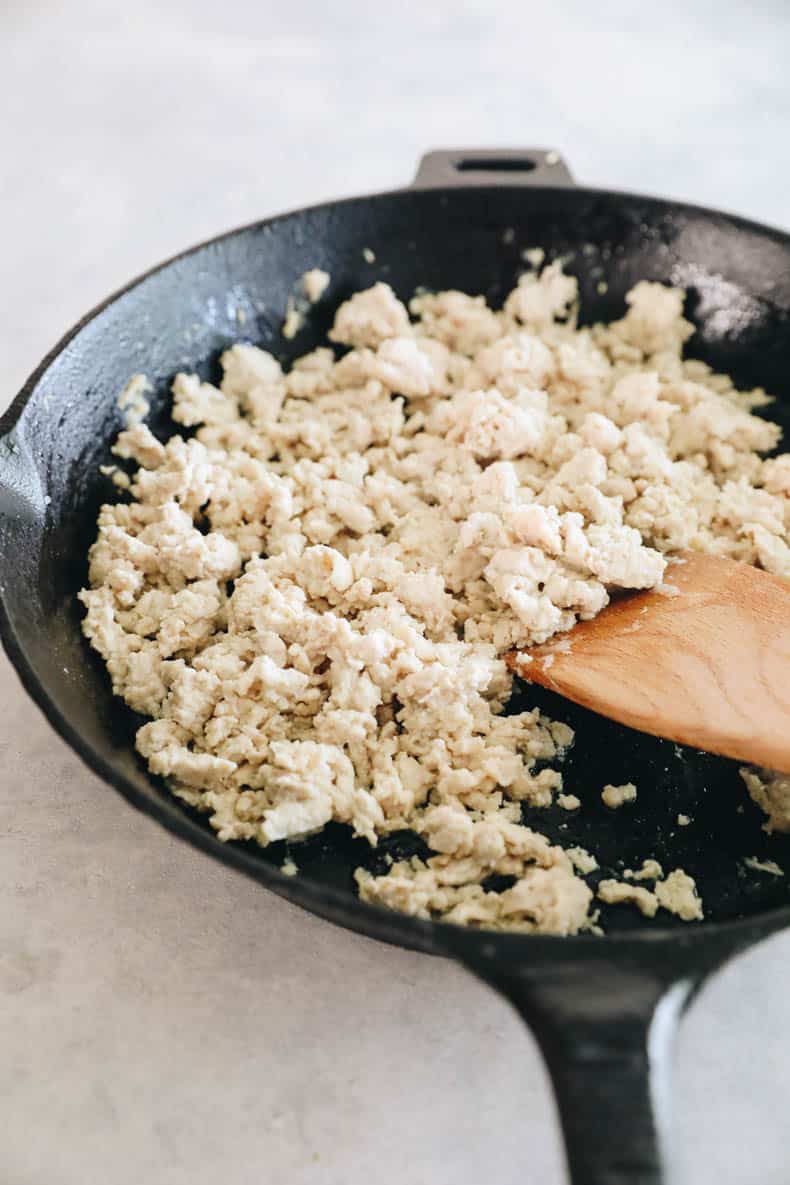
[3, 2, 790, 1182]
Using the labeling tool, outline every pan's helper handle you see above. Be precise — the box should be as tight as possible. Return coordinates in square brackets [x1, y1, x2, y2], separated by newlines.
[453, 945, 698, 1185]
[411, 147, 575, 189]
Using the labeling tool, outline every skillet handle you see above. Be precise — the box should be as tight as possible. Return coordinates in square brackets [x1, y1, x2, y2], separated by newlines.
[461, 953, 695, 1185]
[411, 147, 575, 189]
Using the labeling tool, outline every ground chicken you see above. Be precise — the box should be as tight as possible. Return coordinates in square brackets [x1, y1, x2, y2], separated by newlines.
[80, 262, 790, 935]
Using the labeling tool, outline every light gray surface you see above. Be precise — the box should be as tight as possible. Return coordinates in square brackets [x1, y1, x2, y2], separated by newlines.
[2, 2, 790, 1182]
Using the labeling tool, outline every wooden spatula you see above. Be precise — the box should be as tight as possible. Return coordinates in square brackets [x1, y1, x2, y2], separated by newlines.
[508, 551, 790, 773]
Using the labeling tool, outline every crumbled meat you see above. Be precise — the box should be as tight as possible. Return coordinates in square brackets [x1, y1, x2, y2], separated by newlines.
[600, 867, 702, 921]
[602, 782, 637, 809]
[117, 374, 152, 425]
[566, 846, 598, 874]
[743, 856, 784, 877]
[740, 767, 790, 833]
[357, 854, 592, 935]
[302, 269, 330, 303]
[330, 282, 411, 348]
[624, 858, 663, 881]
[282, 269, 332, 339]
[598, 879, 659, 917]
[654, 869, 703, 921]
[81, 262, 788, 934]
[281, 299, 303, 340]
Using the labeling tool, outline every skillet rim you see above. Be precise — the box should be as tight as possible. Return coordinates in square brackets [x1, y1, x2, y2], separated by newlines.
[2, 179, 790, 957]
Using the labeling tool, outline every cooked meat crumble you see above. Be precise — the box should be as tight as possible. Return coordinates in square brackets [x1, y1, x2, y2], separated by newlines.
[80, 261, 789, 933]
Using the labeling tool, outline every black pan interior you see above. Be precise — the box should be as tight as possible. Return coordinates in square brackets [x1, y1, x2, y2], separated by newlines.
[3, 184, 790, 937]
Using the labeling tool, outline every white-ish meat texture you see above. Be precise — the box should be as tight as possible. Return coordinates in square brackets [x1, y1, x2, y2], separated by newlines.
[81, 266, 789, 935]
[740, 767, 790, 833]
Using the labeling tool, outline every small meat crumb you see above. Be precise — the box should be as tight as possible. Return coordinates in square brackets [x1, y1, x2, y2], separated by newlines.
[601, 867, 702, 921]
[281, 859, 298, 877]
[677, 813, 691, 827]
[602, 782, 637, 809]
[362, 247, 376, 263]
[283, 270, 331, 339]
[282, 298, 303, 339]
[743, 856, 784, 877]
[99, 465, 132, 490]
[740, 767, 790, 833]
[567, 846, 598, 874]
[558, 793, 581, 811]
[624, 858, 663, 882]
[598, 879, 658, 917]
[117, 374, 152, 425]
[522, 246, 545, 269]
[654, 869, 703, 921]
[302, 268, 330, 303]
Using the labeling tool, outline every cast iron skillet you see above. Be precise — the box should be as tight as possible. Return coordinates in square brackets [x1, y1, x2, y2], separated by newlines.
[3, 148, 790, 1185]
